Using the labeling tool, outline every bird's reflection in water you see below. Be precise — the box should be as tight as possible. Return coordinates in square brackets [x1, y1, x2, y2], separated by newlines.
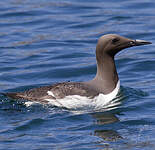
[92, 112, 123, 141]
[94, 129, 122, 142]
[93, 112, 119, 125]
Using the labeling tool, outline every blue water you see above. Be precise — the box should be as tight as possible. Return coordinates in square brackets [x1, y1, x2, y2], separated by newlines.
[0, 0, 155, 149]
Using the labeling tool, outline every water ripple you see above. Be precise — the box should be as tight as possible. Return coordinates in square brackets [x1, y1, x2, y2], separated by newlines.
[0, 0, 155, 149]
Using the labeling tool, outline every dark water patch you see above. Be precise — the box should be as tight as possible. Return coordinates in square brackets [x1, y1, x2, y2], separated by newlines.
[14, 118, 46, 131]
[53, 52, 87, 59]
[122, 119, 154, 126]
[0, 18, 49, 28]
[0, 10, 50, 18]
[125, 1, 155, 9]
[122, 86, 148, 98]
[68, 20, 104, 29]
[109, 16, 132, 21]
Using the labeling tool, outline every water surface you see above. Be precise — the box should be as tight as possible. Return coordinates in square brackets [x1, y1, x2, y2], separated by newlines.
[0, 0, 155, 149]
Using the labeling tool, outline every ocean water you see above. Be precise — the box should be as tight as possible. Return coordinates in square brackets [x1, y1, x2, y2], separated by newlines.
[0, 0, 155, 149]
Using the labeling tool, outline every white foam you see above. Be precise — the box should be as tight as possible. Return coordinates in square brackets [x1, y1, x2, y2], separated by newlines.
[45, 80, 121, 110]
[25, 101, 36, 107]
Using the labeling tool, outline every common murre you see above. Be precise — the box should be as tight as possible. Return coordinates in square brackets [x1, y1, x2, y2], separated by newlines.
[4, 34, 152, 109]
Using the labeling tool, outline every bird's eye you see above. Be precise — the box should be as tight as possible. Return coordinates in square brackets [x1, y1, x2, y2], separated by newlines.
[130, 41, 135, 45]
[112, 38, 120, 44]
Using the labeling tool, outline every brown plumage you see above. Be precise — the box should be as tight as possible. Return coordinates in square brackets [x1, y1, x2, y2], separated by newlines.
[4, 34, 151, 103]
[5, 82, 99, 103]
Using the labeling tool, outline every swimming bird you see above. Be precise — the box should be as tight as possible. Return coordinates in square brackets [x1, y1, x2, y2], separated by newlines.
[5, 34, 151, 109]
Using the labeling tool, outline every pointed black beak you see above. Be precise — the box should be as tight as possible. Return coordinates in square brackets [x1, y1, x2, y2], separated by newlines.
[130, 39, 152, 46]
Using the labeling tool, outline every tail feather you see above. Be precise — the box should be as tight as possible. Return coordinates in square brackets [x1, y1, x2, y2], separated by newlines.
[2, 92, 22, 99]
[2, 92, 52, 103]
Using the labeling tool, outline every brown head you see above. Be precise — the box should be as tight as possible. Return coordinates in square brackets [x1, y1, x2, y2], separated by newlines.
[96, 34, 151, 59]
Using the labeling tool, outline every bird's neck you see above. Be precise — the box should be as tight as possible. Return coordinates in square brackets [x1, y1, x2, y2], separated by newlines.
[93, 54, 119, 94]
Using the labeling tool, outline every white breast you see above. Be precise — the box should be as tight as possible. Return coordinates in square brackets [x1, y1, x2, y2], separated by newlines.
[45, 80, 121, 110]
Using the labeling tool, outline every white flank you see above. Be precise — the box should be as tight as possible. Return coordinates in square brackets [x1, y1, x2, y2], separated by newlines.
[47, 91, 55, 97]
[45, 80, 121, 110]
